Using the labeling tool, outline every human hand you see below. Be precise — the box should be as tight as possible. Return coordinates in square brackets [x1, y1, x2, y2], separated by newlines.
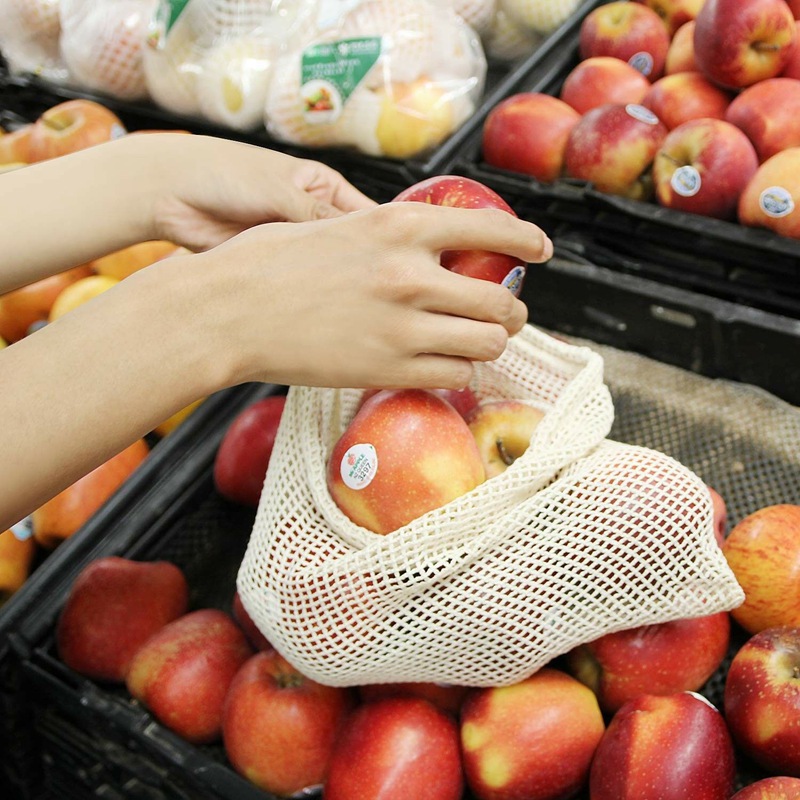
[142, 134, 376, 252]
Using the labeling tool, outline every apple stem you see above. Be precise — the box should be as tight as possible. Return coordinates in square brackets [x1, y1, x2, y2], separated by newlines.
[496, 439, 515, 466]
[752, 41, 782, 53]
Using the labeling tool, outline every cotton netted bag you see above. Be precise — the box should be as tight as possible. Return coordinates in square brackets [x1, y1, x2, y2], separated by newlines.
[237, 325, 743, 687]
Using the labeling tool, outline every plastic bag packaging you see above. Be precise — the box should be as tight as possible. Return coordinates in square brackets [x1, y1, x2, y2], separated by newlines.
[0, 0, 67, 82]
[59, 0, 157, 101]
[237, 325, 744, 688]
[142, 0, 316, 130]
[498, 0, 584, 35]
[264, 0, 486, 159]
[483, 6, 543, 61]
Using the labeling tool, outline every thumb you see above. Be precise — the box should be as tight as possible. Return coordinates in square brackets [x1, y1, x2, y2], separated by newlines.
[283, 188, 346, 222]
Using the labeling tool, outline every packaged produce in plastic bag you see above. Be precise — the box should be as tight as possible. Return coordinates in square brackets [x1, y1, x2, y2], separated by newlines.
[237, 325, 744, 688]
[0, 0, 67, 82]
[142, 0, 317, 130]
[264, 0, 486, 158]
[498, 0, 583, 35]
[59, 0, 157, 101]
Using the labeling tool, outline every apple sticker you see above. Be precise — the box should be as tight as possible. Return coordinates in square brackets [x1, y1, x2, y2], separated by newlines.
[340, 444, 378, 490]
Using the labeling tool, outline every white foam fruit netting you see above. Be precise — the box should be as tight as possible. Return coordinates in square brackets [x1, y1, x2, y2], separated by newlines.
[238, 325, 744, 688]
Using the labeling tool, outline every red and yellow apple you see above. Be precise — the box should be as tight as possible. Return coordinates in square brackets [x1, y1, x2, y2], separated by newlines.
[783, 25, 800, 78]
[564, 103, 669, 200]
[461, 668, 605, 800]
[560, 56, 652, 115]
[48, 274, 120, 321]
[393, 176, 527, 294]
[91, 240, 179, 280]
[222, 650, 356, 795]
[231, 590, 273, 652]
[358, 681, 470, 716]
[665, 20, 698, 73]
[0, 124, 33, 164]
[721, 504, 800, 633]
[481, 92, 581, 182]
[579, 1, 671, 79]
[738, 147, 800, 238]
[731, 777, 800, 798]
[724, 626, 800, 777]
[693, 0, 797, 89]
[0, 527, 37, 603]
[634, 0, 705, 36]
[359, 386, 479, 420]
[642, 71, 734, 129]
[653, 117, 759, 219]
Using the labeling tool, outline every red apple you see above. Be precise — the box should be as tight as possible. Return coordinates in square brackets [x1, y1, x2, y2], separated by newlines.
[481, 92, 581, 182]
[579, 1, 671, 79]
[564, 103, 669, 200]
[32, 439, 150, 549]
[27, 99, 127, 161]
[634, 0, 705, 36]
[789, 0, 800, 20]
[231, 590, 272, 651]
[392, 176, 527, 296]
[783, 27, 800, 78]
[326, 388, 485, 534]
[731, 777, 800, 798]
[694, 0, 797, 89]
[358, 386, 479, 420]
[724, 626, 800, 776]
[57, 556, 189, 682]
[126, 609, 252, 744]
[325, 695, 463, 800]
[213, 394, 286, 507]
[708, 485, 728, 545]
[722, 504, 800, 633]
[0, 124, 34, 164]
[653, 117, 759, 219]
[358, 681, 470, 716]
[560, 56, 652, 115]
[725, 77, 800, 161]
[565, 612, 731, 713]
[461, 668, 605, 800]
[465, 399, 545, 479]
[665, 20, 699, 73]
[738, 147, 800, 238]
[642, 71, 734, 129]
[590, 692, 736, 799]
[222, 650, 356, 796]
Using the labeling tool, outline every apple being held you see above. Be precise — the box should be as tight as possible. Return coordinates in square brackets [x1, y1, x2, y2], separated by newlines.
[724, 626, 800, 777]
[589, 692, 736, 800]
[358, 386, 479, 420]
[693, 0, 797, 89]
[665, 20, 698, 73]
[481, 92, 581, 182]
[653, 117, 759, 219]
[466, 400, 545, 479]
[633, 0, 705, 37]
[579, 1, 671, 79]
[721, 504, 800, 633]
[392, 176, 528, 296]
[564, 103, 668, 201]
[731, 777, 800, 799]
[213, 394, 287, 507]
[222, 650, 356, 796]
[460, 668, 605, 800]
[26, 99, 127, 161]
[326, 388, 485, 534]
[725, 77, 800, 162]
[57, 556, 189, 682]
[559, 57, 652, 115]
[325, 695, 463, 800]
[642, 72, 734, 130]
[738, 148, 800, 239]
[565, 611, 731, 714]
[126, 608, 252, 744]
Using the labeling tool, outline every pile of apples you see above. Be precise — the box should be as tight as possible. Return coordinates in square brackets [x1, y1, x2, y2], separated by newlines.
[54, 494, 800, 799]
[481, 0, 800, 239]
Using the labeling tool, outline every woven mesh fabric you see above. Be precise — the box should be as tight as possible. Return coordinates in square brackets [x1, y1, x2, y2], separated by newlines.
[238, 325, 743, 687]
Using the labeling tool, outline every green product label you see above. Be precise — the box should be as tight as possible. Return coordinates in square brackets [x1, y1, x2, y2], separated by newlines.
[163, 0, 192, 33]
[148, 0, 192, 48]
[300, 37, 382, 124]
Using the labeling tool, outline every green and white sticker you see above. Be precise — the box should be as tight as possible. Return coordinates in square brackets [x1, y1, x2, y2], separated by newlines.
[147, 0, 192, 49]
[300, 37, 381, 124]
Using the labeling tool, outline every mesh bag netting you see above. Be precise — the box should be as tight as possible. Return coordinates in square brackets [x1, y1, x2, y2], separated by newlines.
[238, 325, 744, 688]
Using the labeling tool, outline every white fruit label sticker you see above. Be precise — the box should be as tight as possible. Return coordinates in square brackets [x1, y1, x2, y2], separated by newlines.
[502, 266, 526, 297]
[628, 51, 654, 77]
[10, 516, 32, 542]
[625, 104, 660, 125]
[340, 444, 378, 490]
[759, 186, 795, 218]
[671, 165, 701, 197]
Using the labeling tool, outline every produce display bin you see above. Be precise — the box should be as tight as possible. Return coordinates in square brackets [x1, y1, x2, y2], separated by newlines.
[0, 381, 282, 800]
[6, 340, 800, 799]
[451, 4, 800, 321]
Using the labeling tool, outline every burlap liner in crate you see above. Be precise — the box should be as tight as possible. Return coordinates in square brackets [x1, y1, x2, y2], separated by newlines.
[238, 325, 743, 687]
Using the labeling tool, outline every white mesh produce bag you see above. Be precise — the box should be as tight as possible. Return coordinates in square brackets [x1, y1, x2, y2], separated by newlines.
[238, 325, 743, 687]
[264, 0, 486, 158]
[0, 0, 67, 81]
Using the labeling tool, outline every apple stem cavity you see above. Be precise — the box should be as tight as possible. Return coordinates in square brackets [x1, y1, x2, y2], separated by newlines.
[752, 41, 783, 53]
[496, 438, 516, 466]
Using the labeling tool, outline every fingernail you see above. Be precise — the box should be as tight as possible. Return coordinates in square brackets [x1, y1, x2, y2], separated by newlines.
[542, 237, 554, 260]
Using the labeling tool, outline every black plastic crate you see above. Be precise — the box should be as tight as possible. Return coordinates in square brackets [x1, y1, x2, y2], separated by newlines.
[0, 381, 280, 799]
[451, 4, 800, 320]
[6, 353, 800, 798]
